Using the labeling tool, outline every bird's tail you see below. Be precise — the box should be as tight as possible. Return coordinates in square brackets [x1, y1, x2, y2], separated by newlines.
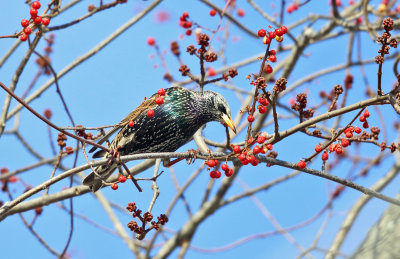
[82, 163, 118, 192]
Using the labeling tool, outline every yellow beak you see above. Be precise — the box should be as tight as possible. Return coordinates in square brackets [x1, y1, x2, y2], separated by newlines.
[222, 114, 236, 133]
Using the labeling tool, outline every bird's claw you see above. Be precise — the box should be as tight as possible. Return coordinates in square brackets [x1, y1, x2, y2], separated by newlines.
[107, 147, 121, 165]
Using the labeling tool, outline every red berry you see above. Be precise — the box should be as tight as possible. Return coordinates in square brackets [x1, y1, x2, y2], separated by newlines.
[253, 145, 261, 154]
[209, 9, 217, 16]
[41, 17, 50, 26]
[275, 28, 283, 36]
[322, 152, 329, 161]
[237, 8, 245, 17]
[336, 146, 343, 154]
[128, 120, 134, 127]
[263, 36, 271, 45]
[359, 116, 366, 122]
[268, 31, 276, 39]
[297, 160, 306, 169]
[214, 160, 219, 166]
[20, 33, 28, 41]
[293, 3, 299, 10]
[345, 132, 353, 138]
[21, 19, 29, 27]
[225, 168, 233, 177]
[241, 159, 249, 165]
[24, 27, 32, 35]
[280, 26, 288, 34]
[355, 127, 362, 134]
[266, 143, 273, 150]
[8, 176, 18, 183]
[247, 155, 256, 163]
[207, 67, 216, 77]
[247, 137, 254, 145]
[183, 21, 192, 28]
[269, 49, 276, 55]
[258, 29, 266, 37]
[258, 105, 266, 114]
[210, 170, 221, 178]
[268, 55, 277, 63]
[155, 96, 164, 105]
[287, 6, 294, 13]
[315, 145, 322, 152]
[147, 109, 155, 117]
[265, 65, 273, 74]
[111, 183, 119, 190]
[182, 11, 189, 18]
[329, 144, 336, 152]
[34, 16, 42, 25]
[207, 160, 216, 167]
[157, 88, 165, 96]
[30, 8, 38, 17]
[233, 145, 241, 153]
[363, 121, 369, 128]
[258, 97, 269, 106]
[247, 114, 255, 122]
[341, 138, 349, 147]
[257, 135, 266, 144]
[118, 175, 127, 183]
[32, 1, 41, 9]
[364, 109, 370, 118]
[251, 159, 259, 166]
[221, 164, 229, 171]
[185, 30, 192, 36]
[147, 37, 156, 46]
[238, 153, 246, 161]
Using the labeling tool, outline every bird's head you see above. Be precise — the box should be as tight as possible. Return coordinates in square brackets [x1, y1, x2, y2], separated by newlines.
[203, 91, 236, 133]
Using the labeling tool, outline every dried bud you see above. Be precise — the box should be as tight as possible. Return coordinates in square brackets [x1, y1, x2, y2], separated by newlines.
[273, 78, 287, 93]
[178, 65, 190, 76]
[334, 84, 343, 95]
[186, 45, 197, 55]
[170, 41, 180, 56]
[197, 33, 210, 47]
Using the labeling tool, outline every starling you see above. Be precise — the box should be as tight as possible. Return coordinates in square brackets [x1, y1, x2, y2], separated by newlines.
[83, 86, 236, 191]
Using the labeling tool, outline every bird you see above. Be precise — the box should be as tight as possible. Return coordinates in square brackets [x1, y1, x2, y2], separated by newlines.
[83, 86, 236, 191]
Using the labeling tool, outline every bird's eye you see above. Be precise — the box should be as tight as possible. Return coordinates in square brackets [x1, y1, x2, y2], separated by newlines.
[218, 104, 227, 115]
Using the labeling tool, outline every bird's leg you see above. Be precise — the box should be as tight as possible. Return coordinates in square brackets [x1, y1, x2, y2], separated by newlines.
[165, 149, 198, 167]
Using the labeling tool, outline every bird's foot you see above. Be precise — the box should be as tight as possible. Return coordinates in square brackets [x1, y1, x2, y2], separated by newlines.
[107, 147, 121, 165]
[186, 149, 197, 164]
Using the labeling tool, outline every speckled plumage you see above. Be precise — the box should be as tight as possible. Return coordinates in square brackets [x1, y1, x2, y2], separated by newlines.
[83, 86, 235, 191]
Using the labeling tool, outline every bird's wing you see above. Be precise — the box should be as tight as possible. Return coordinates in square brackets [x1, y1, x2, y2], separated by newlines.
[89, 94, 168, 155]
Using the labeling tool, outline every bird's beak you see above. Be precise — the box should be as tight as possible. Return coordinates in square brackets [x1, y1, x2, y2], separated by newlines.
[222, 114, 236, 133]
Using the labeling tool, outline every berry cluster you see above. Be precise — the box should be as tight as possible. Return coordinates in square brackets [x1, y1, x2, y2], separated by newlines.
[178, 11, 193, 36]
[19, 1, 51, 41]
[126, 202, 168, 240]
[155, 88, 165, 105]
[258, 26, 288, 45]
[286, 3, 299, 13]
[233, 133, 274, 167]
[110, 174, 131, 190]
[206, 159, 233, 179]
